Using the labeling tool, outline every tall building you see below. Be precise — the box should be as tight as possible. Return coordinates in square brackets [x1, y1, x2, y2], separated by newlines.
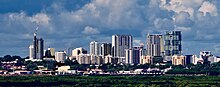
[101, 43, 112, 58]
[112, 35, 133, 63]
[31, 30, 44, 60]
[29, 45, 34, 60]
[38, 38, 44, 59]
[33, 31, 37, 59]
[55, 51, 67, 63]
[164, 31, 182, 56]
[125, 46, 145, 64]
[90, 41, 101, 55]
[147, 34, 164, 56]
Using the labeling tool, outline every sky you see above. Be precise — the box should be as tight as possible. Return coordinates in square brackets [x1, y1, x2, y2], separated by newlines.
[0, 0, 220, 57]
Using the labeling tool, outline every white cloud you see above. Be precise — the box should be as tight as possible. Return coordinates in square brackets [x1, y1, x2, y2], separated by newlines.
[1, 0, 220, 56]
[82, 26, 100, 35]
[133, 40, 144, 46]
[199, 1, 218, 16]
[154, 18, 174, 30]
[30, 13, 50, 25]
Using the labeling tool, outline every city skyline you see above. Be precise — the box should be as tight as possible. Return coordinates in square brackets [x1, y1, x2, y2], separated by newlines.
[0, 0, 220, 57]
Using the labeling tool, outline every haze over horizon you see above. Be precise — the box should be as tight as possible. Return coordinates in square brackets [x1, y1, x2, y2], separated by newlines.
[0, 0, 220, 57]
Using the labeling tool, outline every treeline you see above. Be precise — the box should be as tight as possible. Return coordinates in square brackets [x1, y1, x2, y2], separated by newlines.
[0, 76, 219, 87]
[167, 62, 220, 75]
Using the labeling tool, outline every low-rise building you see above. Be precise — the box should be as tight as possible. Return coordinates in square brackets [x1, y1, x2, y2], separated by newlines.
[172, 55, 186, 65]
[140, 55, 152, 64]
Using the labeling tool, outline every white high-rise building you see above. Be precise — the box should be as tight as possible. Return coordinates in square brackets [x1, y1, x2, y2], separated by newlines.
[55, 51, 67, 63]
[90, 41, 101, 55]
[112, 35, 133, 63]
[29, 45, 34, 60]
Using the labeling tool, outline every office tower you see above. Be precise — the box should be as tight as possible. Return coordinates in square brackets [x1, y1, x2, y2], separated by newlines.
[172, 55, 186, 65]
[147, 34, 164, 57]
[125, 46, 145, 64]
[101, 43, 112, 58]
[33, 31, 37, 59]
[55, 51, 67, 63]
[90, 41, 101, 55]
[112, 35, 133, 63]
[164, 31, 182, 56]
[29, 45, 34, 60]
[31, 30, 44, 60]
[38, 38, 44, 59]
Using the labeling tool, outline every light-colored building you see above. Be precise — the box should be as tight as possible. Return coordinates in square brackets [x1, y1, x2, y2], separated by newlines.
[147, 34, 164, 57]
[91, 55, 102, 65]
[48, 48, 55, 56]
[72, 47, 87, 57]
[55, 51, 67, 63]
[172, 55, 186, 65]
[140, 55, 152, 64]
[29, 45, 34, 60]
[90, 41, 101, 56]
[104, 55, 113, 64]
[56, 66, 71, 75]
[191, 55, 203, 65]
[112, 35, 133, 63]
[76, 54, 91, 64]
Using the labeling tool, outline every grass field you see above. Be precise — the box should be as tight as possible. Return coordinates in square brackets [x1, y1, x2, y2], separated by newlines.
[0, 76, 219, 87]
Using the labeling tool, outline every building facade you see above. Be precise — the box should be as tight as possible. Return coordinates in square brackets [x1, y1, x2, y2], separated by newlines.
[101, 43, 112, 58]
[172, 55, 186, 65]
[31, 30, 44, 60]
[29, 45, 34, 60]
[72, 48, 87, 57]
[125, 46, 145, 64]
[37, 38, 44, 59]
[147, 34, 164, 57]
[55, 51, 67, 63]
[112, 35, 133, 63]
[140, 55, 152, 64]
[90, 41, 101, 56]
[164, 31, 182, 56]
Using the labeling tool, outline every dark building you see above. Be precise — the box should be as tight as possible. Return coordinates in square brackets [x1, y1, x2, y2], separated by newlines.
[33, 32, 37, 59]
[101, 43, 112, 57]
[38, 38, 44, 59]
[32, 31, 44, 59]
[45, 50, 52, 57]
[164, 31, 182, 56]
[185, 55, 193, 65]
